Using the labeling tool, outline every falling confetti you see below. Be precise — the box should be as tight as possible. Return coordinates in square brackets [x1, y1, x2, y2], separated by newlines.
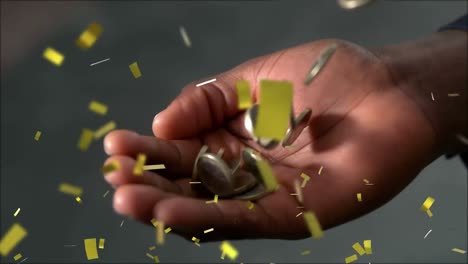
[102, 161, 120, 175]
[196, 78, 216, 87]
[246, 201, 255, 210]
[300, 172, 310, 188]
[75, 197, 82, 204]
[303, 211, 323, 239]
[219, 241, 238, 260]
[102, 190, 110, 198]
[363, 240, 372, 254]
[13, 253, 22, 261]
[452, 248, 466, 254]
[318, 166, 324, 175]
[77, 128, 94, 151]
[90, 58, 110, 66]
[256, 159, 278, 192]
[94, 121, 116, 139]
[206, 194, 219, 204]
[156, 221, 165, 245]
[164, 227, 172, 234]
[129, 62, 142, 78]
[76, 22, 103, 50]
[13, 208, 21, 217]
[179, 26, 191, 47]
[357, 193, 362, 202]
[98, 238, 105, 249]
[448, 93, 460, 97]
[133, 153, 147, 176]
[204, 228, 214, 234]
[58, 183, 83, 197]
[149, 246, 156, 251]
[43, 47, 64, 66]
[84, 238, 99, 260]
[301, 250, 311, 255]
[420, 196, 435, 217]
[424, 229, 432, 239]
[236, 80, 252, 110]
[345, 254, 358, 263]
[88, 100, 108, 115]
[143, 164, 166, 170]
[120, 219, 125, 228]
[34, 131, 42, 141]
[352, 242, 366, 256]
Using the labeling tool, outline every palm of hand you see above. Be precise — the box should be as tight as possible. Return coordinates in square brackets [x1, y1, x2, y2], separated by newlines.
[103, 40, 436, 241]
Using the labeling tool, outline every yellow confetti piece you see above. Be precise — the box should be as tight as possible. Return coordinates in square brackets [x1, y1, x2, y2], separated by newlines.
[301, 250, 311, 255]
[179, 26, 191, 48]
[352, 242, 366, 256]
[13, 208, 20, 217]
[191, 237, 200, 243]
[448, 93, 460, 97]
[75, 196, 82, 203]
[300, 173, 310, 188]
[76, 22, 103, 50]
[146, 252, 154, 260]
[156, 221, 165, 245]
[246, 201, 255, 210]
[78, 128, 94, 151]
[98, 238, 105, 249]
[220, 251, 226, 260]
[34, 131, 42, 141]
[149, 246, 156, 251]
[206, 194, 219, 204]
[94, 121, 116, 139]
[154, 255, 160, 263]
[133, 153, 147, 176]
[357, 193, 362, 202]
[43, 47, 64, 66]
[102, 160, 120, 175]
[13, 253, 22, 261]
[420, 196, 435, 211]
[143, 164, 166, 170]
[84, 238, 99, 260]
[452, 248, 466, 254]
[256, 159, 278, 192]
[88, 100, 108, 115]
[254, 80, 293, 140]
[220, 241, 238, 260]
[303, 211, 323, 239]
[129, 62, 142, 78]
[363, 240, 372, 254]
[345, 254, 358, 263]
[151, 218, 159, 228]
[164, 227, 172, 234]
[426, 209, 433, 218]
[236, 80, 252, 110]
[204, 228, 214, 234]
[0, 224, 27, 257]
[58, 183, 83, 197]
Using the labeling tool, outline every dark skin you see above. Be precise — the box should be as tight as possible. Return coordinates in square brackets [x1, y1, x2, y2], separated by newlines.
[103, 31, 467, 241]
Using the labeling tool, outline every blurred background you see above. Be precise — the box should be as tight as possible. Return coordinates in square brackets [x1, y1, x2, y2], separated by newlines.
[1, 0, 467, 263]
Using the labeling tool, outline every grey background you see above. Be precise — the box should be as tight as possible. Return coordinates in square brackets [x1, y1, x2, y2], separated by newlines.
[1, 0, 467, 263]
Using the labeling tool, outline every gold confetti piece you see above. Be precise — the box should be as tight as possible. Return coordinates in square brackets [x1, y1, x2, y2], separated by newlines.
[363, 179, 369, 184]
[296, 212, 303, 217]
[102, 190, 110, 198]
[129, 62, 142, 78]
[236, 80, 252, 110]
[164, 227, 172, 234]
[98, 238, 105, 249]
[58, 183, 83, 197]
[13, 208, 20, 217]
[420, 196, 435, 212]
[34, 131, 42, 141]
[151, 218, 159, 228]
[363, 240, 372, 254]
[88, 100, 108, 115]
[357, 193, 362, 202]
[75, 197, 82, 204]
[102, 161, 120, 175]
[430, 92, 435, 101]
[294, 179, 304, 204]
[318, 166, 324, 175]
[84, 238, 99, 260]
[191, 237, 200, 243]
[149, 246, 156, 251]
[76, 22, 103, 50]
[220, 241, 238, 260]
[156, 221, 165, 245]
[154, 255, 160, 263]
[133, 153, 147, 176]
[78, 128, 94, 151]
[352, 242, 366, 256]
[143, 164, 166, 170]
[300, 250, 311, 255]
[146, 253, 154, 260]
[94, 121, 116, 139]
[426, 209, 433, 218]
[345, 254, 358, 263]
[206, 194, 219, 204]
[303, 211, 323, 239]
[300, 173, 310, 188]
[256, 159, 278, 192]
[448, 93, 460, 97]
[452, 248, 466, 254]
[255, 80, 293, 140]
[13, 253, 22, 261]
[189, 181, 201, 184]
[179, 26, 191, 47]
[220, 251, 226, 260]
[204, 228, 214, 234]
[43, 47, 64, 66]
[246, 201, 255, 210]
[0, 223, 27, 257]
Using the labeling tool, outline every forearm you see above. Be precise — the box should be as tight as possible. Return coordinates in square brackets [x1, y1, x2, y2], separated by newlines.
[376, 30, 468, 154]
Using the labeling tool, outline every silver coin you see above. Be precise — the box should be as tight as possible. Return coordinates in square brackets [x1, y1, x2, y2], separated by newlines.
[242, 148, 263, 183]
[231, 182, 268, 201]
[337, 0, 374, 10]
[197, 153, 234, 197]
[304, 43, 337, 85]
[282, 108, 312, 147]
[244, 104, 279, 149]
[192, 145, 209, 180]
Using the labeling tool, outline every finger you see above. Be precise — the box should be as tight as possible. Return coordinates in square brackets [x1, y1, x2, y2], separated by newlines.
[113, 184, 174, 223]
[104, 130, 201, 177]
[103, 155, 183, 194]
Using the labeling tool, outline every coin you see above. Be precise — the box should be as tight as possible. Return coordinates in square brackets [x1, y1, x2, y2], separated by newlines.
[282, 108, 312, 147]
[192, 145, 208, 180]
[337, 0, 374, 10]
[304, 43, 337, 85]
[244, 104, 279, 149]
[197, 153, 234, 197]
[231, 182, 268, 201]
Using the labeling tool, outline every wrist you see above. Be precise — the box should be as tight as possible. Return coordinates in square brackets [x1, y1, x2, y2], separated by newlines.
[374, 31, 468, 155]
